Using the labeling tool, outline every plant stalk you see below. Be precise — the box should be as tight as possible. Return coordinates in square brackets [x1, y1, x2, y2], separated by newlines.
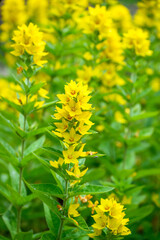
[57, 179, 68, 240]
[17, 78, 29, 233]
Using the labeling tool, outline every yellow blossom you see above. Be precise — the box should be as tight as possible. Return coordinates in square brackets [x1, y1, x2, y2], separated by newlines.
[11, 23, 47, 67]
[50, 157, 64, 168]
[68, 203, 80, 218]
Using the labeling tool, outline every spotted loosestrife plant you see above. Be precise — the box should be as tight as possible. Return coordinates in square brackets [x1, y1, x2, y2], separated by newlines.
[29, 80, 130, 240]
[0, 23, 56, 239]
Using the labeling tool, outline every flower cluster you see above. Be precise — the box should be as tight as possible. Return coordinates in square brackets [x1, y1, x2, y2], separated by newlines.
[0, 0, 26, 42]
[77, 5, 113, 34]
[50, 80, 95, 185]
[123, 28, 152, 57]
[89, 197, 131, 237]
[11, 23, 47, 67]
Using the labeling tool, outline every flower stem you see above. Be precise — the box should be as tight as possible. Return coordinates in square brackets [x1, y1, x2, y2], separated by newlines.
[17, 79, 29, 233]
[57, 179, 69, 240]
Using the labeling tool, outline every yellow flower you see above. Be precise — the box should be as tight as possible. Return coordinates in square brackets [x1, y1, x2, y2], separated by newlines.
[57, 94, 71, 105]
[92, 213, 108, 230]
[68, 203, 80, 218]
[123, 28, 152, 57]
[64, 99, 82, 117]
[88, 228, 102, 238]
[66, 164, 88, 179]
[77, 94, 92, 110]
[27, 0, 48, 25]
[65, 80, 79, 98]
[108, 4, 132, 32]
[11, 23, 47, 67]
[114, 111, 126, 124]
[150, 78, 160, 91]
[152, 193, 160, 208]
[76, 122, 92, 135]
[63, 128, 82, 144]
[0, 0, 26, 42]
[90, 197, 131, 236]
[54, 118, 69, 133]
[38, 88, 49, 99]
[50, 157, 64, 168]
[77, 5, 113, 35]
[88, 200, 99, 214]
[98, 198, 113, 212]
[63, 145, 79, 164]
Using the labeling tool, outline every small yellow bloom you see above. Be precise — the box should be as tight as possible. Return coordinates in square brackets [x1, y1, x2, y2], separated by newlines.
[50, 157, 64, 168]
[63, 128, 81, 144]
[88, 200, 99, 214]
[68, 203, 80, 218]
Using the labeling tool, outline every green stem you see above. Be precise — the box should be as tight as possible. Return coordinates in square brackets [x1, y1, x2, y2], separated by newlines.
[17, 78, 29, 233]
[57, 179, 69, 240]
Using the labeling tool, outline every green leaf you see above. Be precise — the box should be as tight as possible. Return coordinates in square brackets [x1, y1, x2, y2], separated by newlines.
[0, 184, 11, 202]
[69, 184, 114, 197]
[27, 126, 53, 137]
[0, 235, 10, 240]
[134, 168, 160, 179]
[25, 181, 61, 216]
[0, 139, 18, 165]
[30, 183, 64, 199]
[33, 154, 66, 179]
[130, 111, 158, 121]
[63, 228, 88, 240]
[42, 146, 63, 158]
[28, 82, 44, 95]
[14, 231, 33, 240]
[66, 216, 89, 231]
[1, 97, 23, 114]
[23, 135, 45, 158]
[40, 233, 56, 240]
[81, 168, 106, 184]
[2, 207, 17, 239]
[43, 204, 60, 237]
[8, 164, 26, 196]
[7, 185, 35, 206]
[127, 205, 154, 224]
[23, 101, 36, 114]
[35, 100, 57, 111]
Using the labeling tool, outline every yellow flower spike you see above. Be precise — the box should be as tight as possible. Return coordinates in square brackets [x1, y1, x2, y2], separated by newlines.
[90, 197, 131, 236]
[123, 28, 152, 57]
[1, 0, 26, 42]
[63, 128, 82, 144]
[68, 203, 80, 218]
[11, 23, 47, 67]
